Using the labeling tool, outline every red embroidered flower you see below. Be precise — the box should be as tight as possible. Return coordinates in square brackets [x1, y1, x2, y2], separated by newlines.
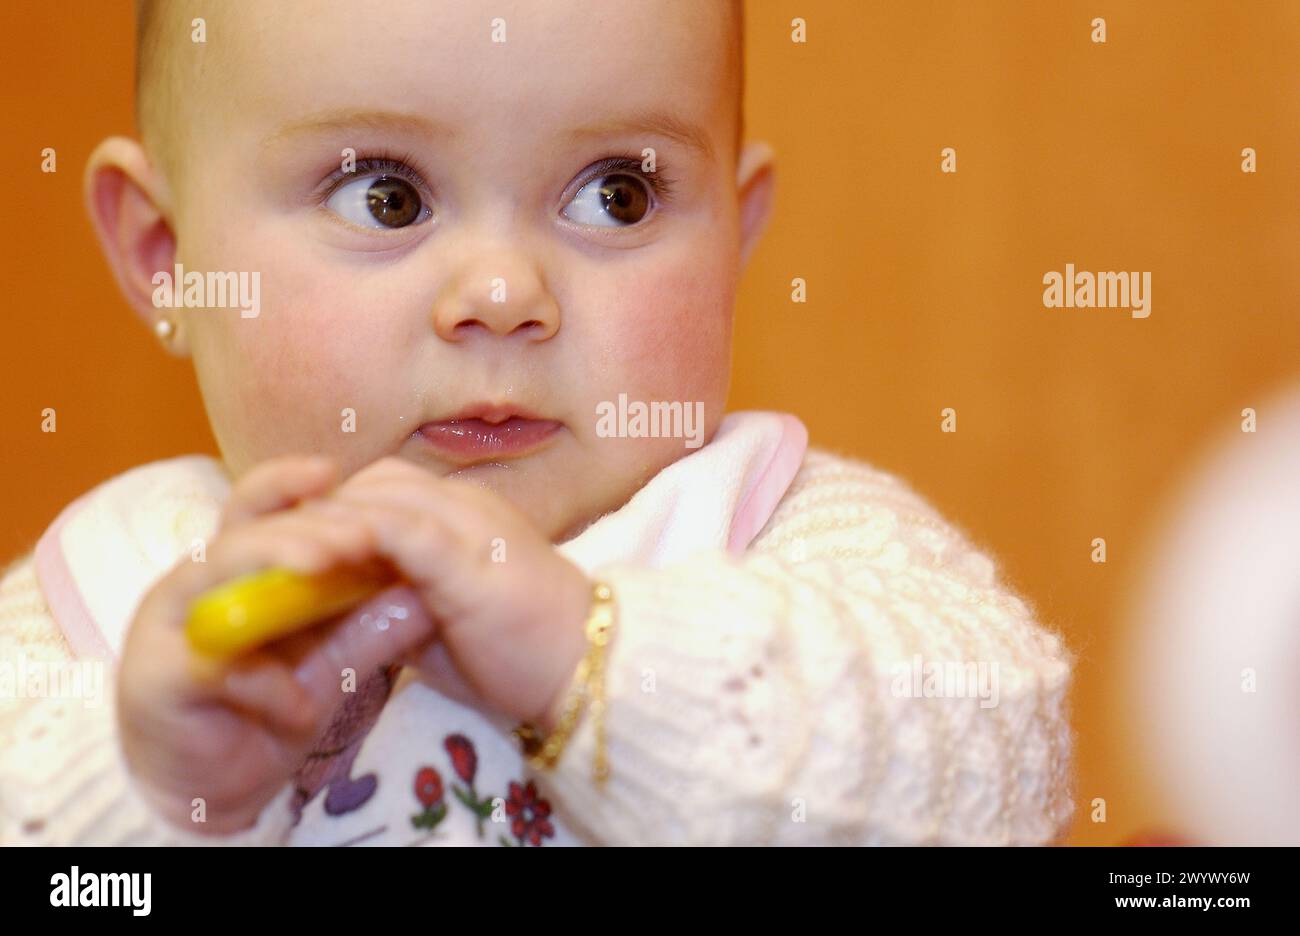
[505, 780, 555, 846]
[444, 734, 478, 785]
[414, 766, 444, 808]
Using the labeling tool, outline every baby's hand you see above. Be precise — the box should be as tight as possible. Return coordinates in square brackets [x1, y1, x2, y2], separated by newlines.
[117, 456, 436, 835]
[318, 457, 594, 735]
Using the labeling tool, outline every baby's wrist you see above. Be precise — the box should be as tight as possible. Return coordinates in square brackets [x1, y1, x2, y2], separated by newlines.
[118, 718, 272, 837]
[533, 568, 599, 735]
[131, 770, 275, 837]
[515, 575, 616, 790]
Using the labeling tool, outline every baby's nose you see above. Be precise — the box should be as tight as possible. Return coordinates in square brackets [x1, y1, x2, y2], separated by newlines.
[431, 258, 560, 343]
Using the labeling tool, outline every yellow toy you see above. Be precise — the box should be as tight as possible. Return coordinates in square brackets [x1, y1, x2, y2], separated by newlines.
[185, 560, 398, 659]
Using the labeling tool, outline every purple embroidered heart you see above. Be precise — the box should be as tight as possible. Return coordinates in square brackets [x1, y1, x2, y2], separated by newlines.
[324, 773, 379, 815]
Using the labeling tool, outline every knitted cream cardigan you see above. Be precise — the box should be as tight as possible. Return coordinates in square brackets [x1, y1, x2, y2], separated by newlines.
[0, 446, 1074, 846]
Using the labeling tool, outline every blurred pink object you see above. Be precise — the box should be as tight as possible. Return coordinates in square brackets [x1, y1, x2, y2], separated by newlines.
[1126, 381, 1300, 846]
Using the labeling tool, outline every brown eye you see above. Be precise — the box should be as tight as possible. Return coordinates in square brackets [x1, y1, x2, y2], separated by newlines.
[564, 173, 653, 227]
[325, 172, 431, 230]
[366, 176, 422, 227]
[597, 175, 650, 224]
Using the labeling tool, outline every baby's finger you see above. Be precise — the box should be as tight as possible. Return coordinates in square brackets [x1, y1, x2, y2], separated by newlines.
[318, 496, 469, 602]
[205, 519, 338, 584]
[329, 481, 494, 553]
[219, 653, 322, 736]
[332, 471, 498, 545]
[162, 508, 378, 621]
[289, 585, 436, 712]
[274, 500, 379, 567]
[219, 455, 338, 532]
[401, 639, 484, 709]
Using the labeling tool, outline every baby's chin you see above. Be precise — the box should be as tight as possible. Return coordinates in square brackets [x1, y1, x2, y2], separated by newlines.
[408, 434, 690, 545]
[452, 464, 613, 545]
[395, 435, 588, 543]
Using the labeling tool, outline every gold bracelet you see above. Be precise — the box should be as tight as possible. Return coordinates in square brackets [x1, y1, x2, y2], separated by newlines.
[513, 580, 616, 786]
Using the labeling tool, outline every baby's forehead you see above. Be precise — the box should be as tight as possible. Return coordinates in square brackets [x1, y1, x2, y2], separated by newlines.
[137, 0, 742, 176]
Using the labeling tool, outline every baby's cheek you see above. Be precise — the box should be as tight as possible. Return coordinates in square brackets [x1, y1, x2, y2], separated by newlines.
[209, 303, 390, 469]
[605, 266, 734, 404]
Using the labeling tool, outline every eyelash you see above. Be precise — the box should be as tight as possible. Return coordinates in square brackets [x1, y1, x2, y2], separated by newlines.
[318, 149, 430, 200]
[316, 151, 676, 210]
[582, 154, 677, 206]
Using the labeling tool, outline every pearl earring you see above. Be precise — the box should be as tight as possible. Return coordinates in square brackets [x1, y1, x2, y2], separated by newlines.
[154, 316, 176, 341]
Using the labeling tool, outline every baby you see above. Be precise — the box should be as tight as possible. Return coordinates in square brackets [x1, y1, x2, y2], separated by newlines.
[0, 0, 1074, 846]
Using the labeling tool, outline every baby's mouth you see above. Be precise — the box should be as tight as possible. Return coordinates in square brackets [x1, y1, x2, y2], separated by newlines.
[414, 402, 562, 465]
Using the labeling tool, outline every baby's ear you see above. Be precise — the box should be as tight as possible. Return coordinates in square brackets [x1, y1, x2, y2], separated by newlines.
[735, 140, 776, 269]
[83, 137, 186, 356]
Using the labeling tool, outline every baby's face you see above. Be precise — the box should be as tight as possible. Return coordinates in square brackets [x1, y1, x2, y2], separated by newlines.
[166, 0, 747, 542]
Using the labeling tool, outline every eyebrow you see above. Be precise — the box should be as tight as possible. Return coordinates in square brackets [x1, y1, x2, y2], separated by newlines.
[261, 109, 458, 150]
[568, 110, 716, 161]
[263, 107, 714, 161]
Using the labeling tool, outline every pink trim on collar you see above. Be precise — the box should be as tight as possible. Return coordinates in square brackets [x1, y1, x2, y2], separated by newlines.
[727, 413, 809, 555]
[33, 488, 115, 661]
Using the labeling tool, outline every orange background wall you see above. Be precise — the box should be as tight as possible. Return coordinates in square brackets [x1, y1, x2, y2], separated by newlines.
[2, 2, 1297, 845]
